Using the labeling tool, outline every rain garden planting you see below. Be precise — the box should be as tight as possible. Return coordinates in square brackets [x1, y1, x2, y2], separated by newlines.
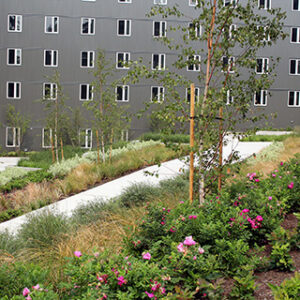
[0, 153, 299, 299]
[0, 141, 186, 222]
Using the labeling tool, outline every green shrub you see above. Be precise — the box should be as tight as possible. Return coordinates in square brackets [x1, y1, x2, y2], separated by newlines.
[0, 167, 30, 186]
[0, 262, 51, 298]
[0, 170, 53, 193]
[0, 230, 19, 254]
[269, 272, 300, 300]
[0, 208, 23, 223]
[270, 242, 294, 271]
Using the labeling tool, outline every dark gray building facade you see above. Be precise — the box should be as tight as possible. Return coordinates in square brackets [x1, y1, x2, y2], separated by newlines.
[0, 0, 299, 151]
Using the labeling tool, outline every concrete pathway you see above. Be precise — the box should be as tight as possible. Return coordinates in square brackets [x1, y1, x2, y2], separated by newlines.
[0, 139, 271, 235]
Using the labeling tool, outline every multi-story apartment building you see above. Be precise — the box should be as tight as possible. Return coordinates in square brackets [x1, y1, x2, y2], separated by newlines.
[0, 0, 299, 151]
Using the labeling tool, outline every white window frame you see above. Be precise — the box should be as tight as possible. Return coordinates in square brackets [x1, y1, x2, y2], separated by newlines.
[6, 82, 21, 99]
[81, 18, 95, 35]
[80, 84, 93, 101]
[229, 24, 237, 39]
[254, 90, 268, 106]
[189, 22, 201, 39]
[288, 91, 300, 107]
[7, 48, 22, 66]
[44, 50, 58, 67]
[79, 128, 93, 149]
[256, 57, 269, 74]
[116, 52, 130, 69]
[115, 85, 129, 102]
[151, 86, 165, 103]
[45, 16, 59, 34]
[292, 0, 300, 11]
[121, 130, 129, 142]
[291, 27, 300, 44]
[289, 59, 300, 75]
[258, 0, 271, 10]
[42, 128, 53, 148]
[222, 56, 235, 73]
[153, 21, 167, 38]
[152, 53, 166, 70]
[118, 0, 132, 3]
[82, 0, 96, 2]
[6, 127, 20, 148]
[43, 83, 57, 100]
[187, 55, 201, 71]
[8, 15, 22, 32]
[186, 87, 200, 102]
[154, 0, 167, 5]
[117, 19, 131, 36]
[189, 0, 198, 6]
[80, 51, 95, 68]
[224, 0, 237, 7]
[226, 90, 234, 105]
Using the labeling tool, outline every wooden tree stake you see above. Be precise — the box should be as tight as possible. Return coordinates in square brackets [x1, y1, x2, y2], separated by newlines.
[189, 83, 195, 204]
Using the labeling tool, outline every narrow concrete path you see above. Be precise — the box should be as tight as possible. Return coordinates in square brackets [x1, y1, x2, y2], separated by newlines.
[0, 139, 271, 235]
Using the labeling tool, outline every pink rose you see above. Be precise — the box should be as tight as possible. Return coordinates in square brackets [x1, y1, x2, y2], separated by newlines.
[183, 236, 196, 246]
[23, 288, 30, 297]
[143, 252, 151, 260]
[198, 247, 205, 254]
[74, 251, 82, 258]
[177, 242, 185, 253]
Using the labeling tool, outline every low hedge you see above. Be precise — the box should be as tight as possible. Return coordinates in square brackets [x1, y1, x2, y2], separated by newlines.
[140, 132, 189, 144]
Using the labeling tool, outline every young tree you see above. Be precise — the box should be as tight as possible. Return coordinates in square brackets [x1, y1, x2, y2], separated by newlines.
[127, 0, 286, 203]
[42, 71, 71, 162]
[84, 50, 130, 162]
[5, 104, 30, 152]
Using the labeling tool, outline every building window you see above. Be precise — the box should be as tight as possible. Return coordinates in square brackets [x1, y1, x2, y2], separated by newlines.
[256, 58, 269, 74]
[222, 56, 235, 73]
[6, 127, 20, 147]
[154, 0, 167, 5]
[80, 129, 92, 149]
[42, 128, 52, 148]
[117, 19, 131, 36]
[116, 52, 130, 69]
[293, 0, 300, 11]
[43, 83, 57, 100]
[7, 48, 22, 66]
[288, 91, 300, 107]
[186, 87, 200, 102]
[121, 130, 129, 141]
[81, 18, 95, 35]
[152, 54, 165, 70]
[45, 16, 59, 34]
[254, 90, 267, 106]
[44, 50, 58, 67]
[116, 85, 129, 101]
[290, 59, 300, 75]
[224, 0, 237, 7]
[151, 86, 164, 102]
[258, 0, 271, 9]
[81, 51, 94, 68]
[153, 21, 167, 37]
[82, 0, 96, 1]
[229, 24, 237, 39]
[118, 0, 132, 3]
[80, 84, 93, 101]
[8, 15, 22, 32]
[7, 82, 21, 99]
[226, 90, 234, 105]
[291, 28, 300, 44]
[189, 22, 201, 39]
[187, 55, 201, 71]
[189, 0, 198, 6]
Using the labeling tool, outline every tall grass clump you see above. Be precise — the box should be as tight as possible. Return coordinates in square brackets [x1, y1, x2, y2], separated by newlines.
[18, 211, 71, 250]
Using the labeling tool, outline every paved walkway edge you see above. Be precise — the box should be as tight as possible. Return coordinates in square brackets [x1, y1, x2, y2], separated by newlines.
[0, 140, 271, 235]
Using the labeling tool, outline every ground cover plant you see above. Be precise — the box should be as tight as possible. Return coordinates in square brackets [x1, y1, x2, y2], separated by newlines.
[0, 150, 299, 299]
[0, 142, 186, 223]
